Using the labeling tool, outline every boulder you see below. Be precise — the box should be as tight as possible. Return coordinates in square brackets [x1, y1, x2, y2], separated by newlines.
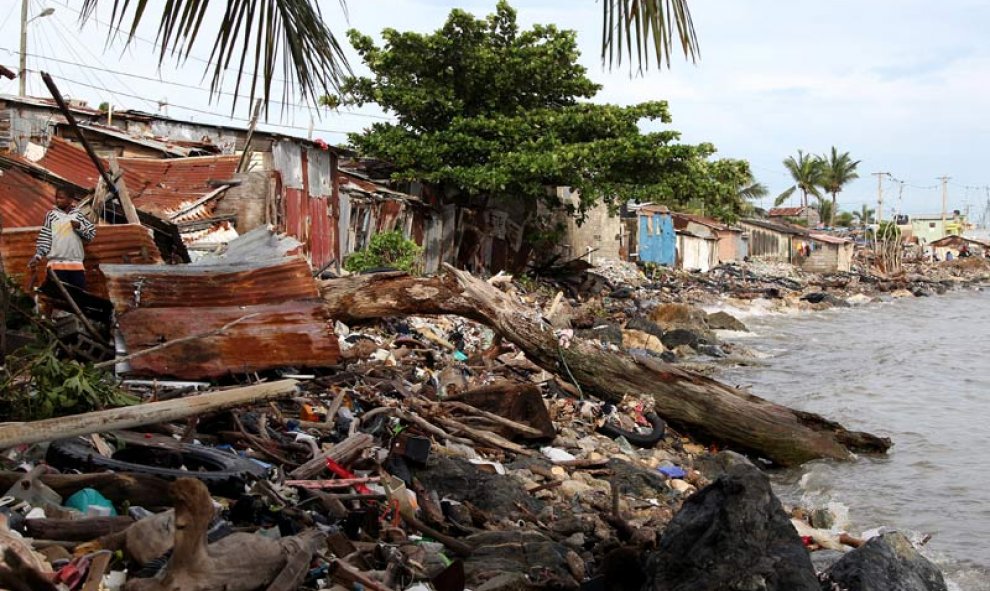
[649, 303, 715, 342]
[415, 455, 541, 517]
[821, 531, 947, 591]
[706, 311, 749, 332]
[801, 292, 851, 307]
[643, 453, 820, 591]
[661, 328, 706, 350]
[623, 329, 666, 354]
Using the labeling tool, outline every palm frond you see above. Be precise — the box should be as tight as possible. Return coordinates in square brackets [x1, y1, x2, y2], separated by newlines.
[80, 0, 351, 115]
[602, 0, 699, 71]
[774, 186, 796, 207]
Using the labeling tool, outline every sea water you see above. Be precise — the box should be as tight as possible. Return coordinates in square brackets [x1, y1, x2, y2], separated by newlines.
[717, 288, 990, 590]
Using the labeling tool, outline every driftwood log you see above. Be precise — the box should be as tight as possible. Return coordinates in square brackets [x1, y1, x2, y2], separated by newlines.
[320, 268, 890, 466]
[0, 472, 171, 508]
[0, 380, 299, 448]
[124, 478, 323, 591]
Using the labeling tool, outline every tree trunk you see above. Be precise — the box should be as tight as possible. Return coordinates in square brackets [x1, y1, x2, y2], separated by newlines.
[320, 269, 890, 466]
[25, 516, 135, 541]
[0, 471, 171, 508]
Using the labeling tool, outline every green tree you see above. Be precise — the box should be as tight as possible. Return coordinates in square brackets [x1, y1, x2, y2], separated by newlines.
[835, 210, 855, 227]
[775, 150, 823, 209]
[853, 204, 875, 226]
[82, 0, 698, 113]
[818, 146, 861, 227]
[340, 2, 747, 219]
[814, 197, 833, 227]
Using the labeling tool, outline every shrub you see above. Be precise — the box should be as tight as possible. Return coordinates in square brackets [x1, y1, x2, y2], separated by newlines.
[344, 231, 423, 275]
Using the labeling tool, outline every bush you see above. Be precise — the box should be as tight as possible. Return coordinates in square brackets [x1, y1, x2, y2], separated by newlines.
[344, 231, 423, 275]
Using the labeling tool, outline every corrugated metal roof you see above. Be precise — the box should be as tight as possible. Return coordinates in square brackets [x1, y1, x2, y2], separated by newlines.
[38, 137, 239, 218]
[768, 207, 808, 217]
[809, 232, 852, 245]
[0, 224, 163, 296]
[101, 257, 339, 378]
[0, 166, 56, 228]
[740, 218, 810, 236]
[671, 212, 739, 232]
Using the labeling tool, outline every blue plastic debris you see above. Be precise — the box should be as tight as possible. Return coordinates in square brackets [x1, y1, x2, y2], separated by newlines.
[658, 466, 687, 479]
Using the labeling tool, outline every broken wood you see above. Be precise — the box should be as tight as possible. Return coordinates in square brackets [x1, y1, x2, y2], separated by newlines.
[287, 432, 375, 480]
[25, 517, 134, 541]
[319, 268, 890, 466]
[0, 471, 171, 508]
[440, 401, 545, 438]
[0, 379, 299, 448]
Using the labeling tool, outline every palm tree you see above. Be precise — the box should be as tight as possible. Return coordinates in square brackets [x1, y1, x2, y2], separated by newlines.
[775, 150, 823, 209]
[818, 147, 861, 227]
[813, 196, 833, 227]
[81, 1, 698, 113]
[852, 204, 875, 227]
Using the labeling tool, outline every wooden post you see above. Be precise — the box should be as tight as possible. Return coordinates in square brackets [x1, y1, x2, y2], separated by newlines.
[0, 379, 298, 448]
[107, 157, 140, 224]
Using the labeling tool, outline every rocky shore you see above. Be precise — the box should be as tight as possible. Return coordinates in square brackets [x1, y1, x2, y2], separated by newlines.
[3, 255, 988, 591]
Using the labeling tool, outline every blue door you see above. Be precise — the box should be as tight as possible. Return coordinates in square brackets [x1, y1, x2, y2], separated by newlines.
[638, 213, 675, 266]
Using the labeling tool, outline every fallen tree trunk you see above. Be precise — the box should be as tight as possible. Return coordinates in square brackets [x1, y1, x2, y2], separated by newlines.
[25, 516, 134, 541]
[321, 269, 890, 466]
[0, 380, 298, 449]
[0, 472, 171, 508]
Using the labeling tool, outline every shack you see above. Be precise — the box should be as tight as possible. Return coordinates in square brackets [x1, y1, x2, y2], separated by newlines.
[738, 218, 806, 262]
[676, 230, 719, 272]
[800, 233, 854, 273]
[671, 212, 746, 264]
[929, 235, 989, 259]
[769, 206, 819, 227]
[636, 205, 676, 266]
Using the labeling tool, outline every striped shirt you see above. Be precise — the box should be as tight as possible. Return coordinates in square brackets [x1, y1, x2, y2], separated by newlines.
[34, 208, 96, 263]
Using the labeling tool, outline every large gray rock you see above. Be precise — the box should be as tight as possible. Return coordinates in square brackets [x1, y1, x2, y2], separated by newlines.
[644, 454, 820, 591]
[706, 311, 749, 332]
[649, 303, 715, 342]
[464, 530, 583, 590]
[821, 532, 947, 591]
[415, 455, 541, 517]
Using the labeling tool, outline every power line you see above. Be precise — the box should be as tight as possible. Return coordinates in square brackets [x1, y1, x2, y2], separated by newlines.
[37, 72, 353, 137]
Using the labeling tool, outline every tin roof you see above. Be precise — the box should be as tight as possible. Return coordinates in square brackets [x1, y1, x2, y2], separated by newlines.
[101, 256, 339, 378]
[808, 232, 852, 245]
[37, 137, 239, 219]
[740, 218, 809, 236]
[768, 207, 808, 217]
[0, 224, 163, 297]
[671, 212, 740, 233]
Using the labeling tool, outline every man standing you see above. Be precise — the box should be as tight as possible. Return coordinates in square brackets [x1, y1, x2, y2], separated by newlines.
[28, 187, 96, 290]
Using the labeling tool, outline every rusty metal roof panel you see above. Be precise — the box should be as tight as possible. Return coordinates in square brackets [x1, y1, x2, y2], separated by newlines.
[0, 166, 55, 228]
[116, 301, 340, 378]
[768, 207, 808, 217]
[0, 224, 163, 296]
[101, 257, 318, 314]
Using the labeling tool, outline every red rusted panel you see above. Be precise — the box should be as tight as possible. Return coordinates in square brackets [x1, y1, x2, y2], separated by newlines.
[0, 224, 163, 296]
[116, 301, 340, 378]
[308, 197, 333, 269]
[0, 166, 56, 228]
[101, 257, 318, 314]
[283, 188, 307, 243]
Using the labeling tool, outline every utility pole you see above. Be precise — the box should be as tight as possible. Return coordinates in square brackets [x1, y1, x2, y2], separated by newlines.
[939, 176, 950, 236]
[872, 172, 889, 223]
[18, 0, 27, 96]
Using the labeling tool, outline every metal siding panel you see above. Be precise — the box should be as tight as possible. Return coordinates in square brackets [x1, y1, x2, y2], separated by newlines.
[272, 142, 304, 189]
[309, 197, 333, 269]
[306, 149, 333, 197]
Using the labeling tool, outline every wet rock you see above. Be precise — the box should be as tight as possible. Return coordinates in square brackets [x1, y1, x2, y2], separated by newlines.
[416, 455, 541, 517]
[465, 530, 583, 590]
[821, 531, 947, 591]
[695, 344, 727, 358]
[575, 324, 624, 347]
[623, 329, 666, 354]
[661, 328, 704, 350]
[912, 287, 933, 297]
[706, 311, 749, 332]
[643, 454, 820, 591]
[801, 292, 850, 307]
[624, 317, 665, 339]
[649, 303, 714, 341]
[809, 549, 845, 574]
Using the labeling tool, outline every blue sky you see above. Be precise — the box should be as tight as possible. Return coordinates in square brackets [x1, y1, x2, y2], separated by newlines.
[1, 0, 988, 219]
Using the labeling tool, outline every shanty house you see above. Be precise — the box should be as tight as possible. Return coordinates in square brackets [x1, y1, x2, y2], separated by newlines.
[636, 205, 676, 266]
[676, 230, 719, 272]
[671, 212, 746, 264]
[800, 233, 854, 273]
[929, 235, 989, 259]
[738, 218, 805, 262]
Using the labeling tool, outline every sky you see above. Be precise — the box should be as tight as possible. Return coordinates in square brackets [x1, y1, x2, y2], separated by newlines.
[0, 0, 988, 221]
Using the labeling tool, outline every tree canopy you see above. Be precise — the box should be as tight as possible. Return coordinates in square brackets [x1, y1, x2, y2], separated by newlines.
[340, 2, 749, 219]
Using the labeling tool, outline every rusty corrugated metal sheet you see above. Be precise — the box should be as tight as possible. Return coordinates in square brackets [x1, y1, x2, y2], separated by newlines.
[101, 257, 339, 378]
[38, 137, 238, 218]
[0, 165, 56, 228]
[308, 197, 334, 269]
[0, 224, 163, 296]
[116, 302, 338, 378]
[101, 257, 318, 314]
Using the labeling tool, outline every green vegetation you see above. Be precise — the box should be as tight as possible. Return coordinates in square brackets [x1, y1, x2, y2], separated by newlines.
[1, 343, 138, 421]
[776, 150, 823, 209]
[344, 231, 423, 275]
[336, 2, 750, 221]
[819, 147, 861, 227]
[775, 147, 861, 227]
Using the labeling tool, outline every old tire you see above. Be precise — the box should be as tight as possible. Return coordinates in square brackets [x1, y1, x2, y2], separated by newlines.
[46, 437, 266, 495]
[598, 412, 666, 448]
